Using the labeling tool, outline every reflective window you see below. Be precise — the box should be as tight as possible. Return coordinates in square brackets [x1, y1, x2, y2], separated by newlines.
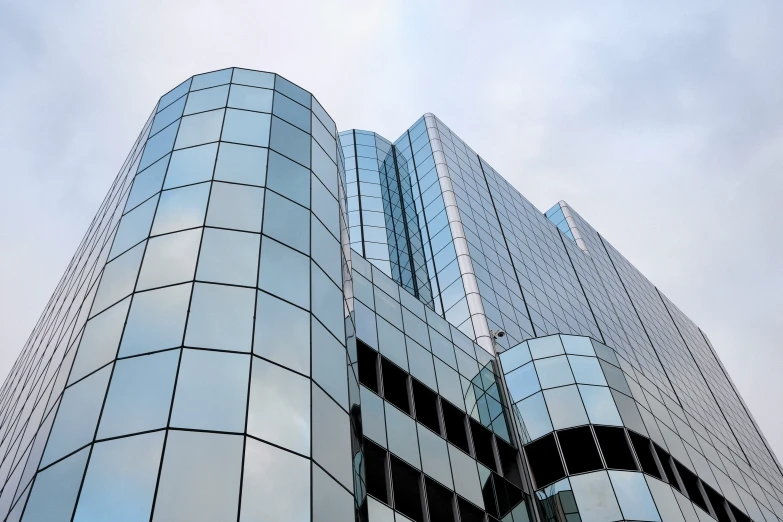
[311, 140, 337, 197]
[448, 444, 484, 509]
[543, 385, 589, 430]
[150, 94, 185, 135]
[569, 471, 622, 522]
[568, 355, 607, 385]
[136, 228, 201, 290]
[139, 121, 178, 170]
[254, 291, 310, 375]
[170, 349, 249, 432]
[407, 340, 438, 391]
[377, 318, 407, 370]
[110, 196, 157, 259]
[196, 228, 259, 286]
[69, 297, 130, 384]
[266, 151, 310, 207]
[360, 387, 387, 447]
[206, 182, 264, 232]
[119, 283, 191, 357]
[22, 447, 89, 522]
[232, 68, 274, 89]
[579, 385, 622, 426]
[269, 116, 310, 167]
[41, 365, 112, 467]
[385, 402, 420, 469]
[611, 390, 647, 434]
[534, 355, 575, 389]
[311, 176, 339, 238]
[91, 242, 145, 315]
[311, 264, 344, 340]
[73, 432, 164, 522]
[126, 156, 167, 210]
[228, 84, 273, 113]
[163, 143, 218, 189]
[214, 142, 267, 186]
[312, 318, 348, 408]
[418, 424, 453, 488]
[312, 463, 355, 522]
[311, 216, 341, 285]
[159, 78, 191, 109]
[275, 75, 310, 107]
[505, 363, 540, 402]
[273, 92, 310, 132]
[263, 190, 309, 253]
[152, 431, 242, 522]
[609, 470, 661, 521]
[528, 336, 564, 359]
[599, 361, 632, 395]
[222, 109, 271, 147]
[191, 68, 232, 90]
[183, 84, 229, 115]
[151, 182, 210, 235]
[240, 438, 310, 522]
[186, 283, 255, 352]
[258, 238, 310, 310]
[174, 109, 224, 149]
[248, 358, 310, 455]
[561, 335, 595, 356]
[312, 385, 353, 489]
[98, 350, 179, 438]
[434, 358, 463, 410]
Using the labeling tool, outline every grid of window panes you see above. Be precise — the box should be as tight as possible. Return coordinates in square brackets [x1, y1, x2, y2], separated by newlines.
[0, 68, 363, 522]
[543, 203, 575, 242]
[502, 334, 783, 521]
[350, 255, 534, 522]
[0, 109, 155, 522]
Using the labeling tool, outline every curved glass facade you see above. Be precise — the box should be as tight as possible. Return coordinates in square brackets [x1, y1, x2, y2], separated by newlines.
[0, 68, 780, 522]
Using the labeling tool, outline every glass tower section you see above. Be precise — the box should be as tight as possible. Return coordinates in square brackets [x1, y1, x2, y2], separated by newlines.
[0, 68, 781, 522]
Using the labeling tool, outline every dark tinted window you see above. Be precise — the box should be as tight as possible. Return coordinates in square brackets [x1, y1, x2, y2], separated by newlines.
[524, 434, 566, 488]
[557, 427, 602, 474]
[594, 426, 637, 471]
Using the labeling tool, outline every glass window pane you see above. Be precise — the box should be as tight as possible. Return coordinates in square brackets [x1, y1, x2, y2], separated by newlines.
[119, 283, 191, 357]
[312, 318, 348, 409]
[312, 463, 354, 522]
[258, 238, 309, 309]
[275, 75, 310, 107]
[609, 470, 661, 521]
[568, 355, 606, 385]
[151, 182, 210, 235]
[611, 389, 647, 434]
[185, 283, 255, 352]
[22, 447, 89, 522]
[206, 182, 264, 232]
[528, 336, 564, 359]
[111, 196, 157, 259]
[376, 317, 406, 370]
[91, 242, 145, 315]
[240, 438, 310, 522]
[263, 190, 309, 253]
[254, 291, 310, 375]
[150, 94, 186, 135]
[222, 109, 271, 147]
[435, 358, 463, 410]
[174, 109, 224, 149]
[183, 84, 228, 115]
[273, 92, 310, 132]
[69, 298, 130, 384]
[311, 264, 344, 341]
[269, 116, 310, 167]
[214, 142, 267, 186]
[579, 385, 622, 426]
[248, 358, 310, 455]
[561, 335, 595, 356]
[569, 471, 622, 522]
[515, 391, 553, 442]
[312, 139, 337, 197]
[534, 356, 574, 390]
[126, 156, 168, 210]
[170, 349, 249, 432]
[543, 385, 589, 430]
[448, 444, 484, 509]
[41, 365, 112, 467]
[163, 143, 218, 189]
[232, 68, 274, 89]
[311, 216, 341, 285]
[312, 385, 353, 490]
[152, 431, 242, 522]
[139, 121, 178, 170]
[159, 78, 191, 110]
[98, 350, 179, 439]
[418, 424, 452, 488]
[228, 84, 273, 113]
[311, 176, 339, 238]
[191, 68, 232, 90]
[407, 340, 438, 391]
[73, 432, 164, 522]
[505, 363, 541, 402]
[360, 387, 386, 447]
[265, 150, 310, 207]
[196, 228, 259, 286]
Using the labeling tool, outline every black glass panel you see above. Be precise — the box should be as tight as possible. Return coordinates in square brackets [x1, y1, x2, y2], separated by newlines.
[675, 460, 709, 513]
[470, 419, 497, 472]
[654, 444, 679, 491]
[457, 497, 485, 522]
[496, 437, 523, 488]
[703, 483, 732, 522]
[357, 340, 379, 393]
[412, 379, 440, 435]
[425, 477, 455, 522]
[441, 400, 470, 454]
[364, 439, 388, 503]
[594, 426, 637, 471]
[391, 455, 423, 522]
[381, 358, 410, 414]
[524, 434, 566, 489]
[557, 427, 603, 475]
[628, 432, 662, 479]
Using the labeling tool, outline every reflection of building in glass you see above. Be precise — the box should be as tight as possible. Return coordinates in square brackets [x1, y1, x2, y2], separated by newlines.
[0, 68, 780, 522]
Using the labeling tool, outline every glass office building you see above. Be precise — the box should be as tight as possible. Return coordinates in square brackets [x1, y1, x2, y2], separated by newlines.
[0, 68, 780, 522]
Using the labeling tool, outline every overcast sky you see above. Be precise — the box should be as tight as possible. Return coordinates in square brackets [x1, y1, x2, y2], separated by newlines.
[1, 0, 781, 460]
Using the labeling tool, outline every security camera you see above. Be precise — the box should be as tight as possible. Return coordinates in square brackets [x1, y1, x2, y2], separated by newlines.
[491, 329, 506, 340]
